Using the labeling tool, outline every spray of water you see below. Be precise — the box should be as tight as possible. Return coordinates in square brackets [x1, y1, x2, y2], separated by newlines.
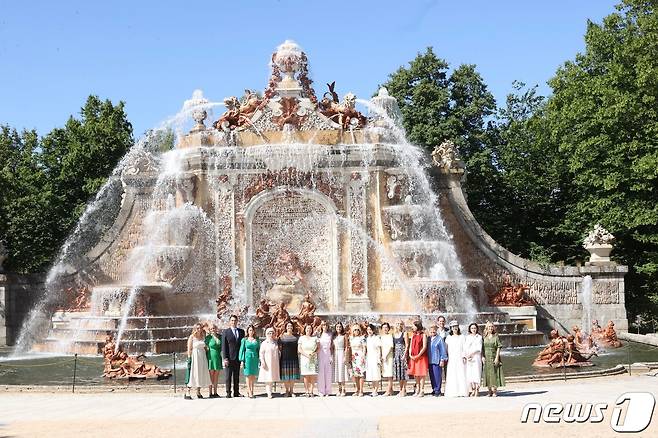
[14, 60, 480, 357]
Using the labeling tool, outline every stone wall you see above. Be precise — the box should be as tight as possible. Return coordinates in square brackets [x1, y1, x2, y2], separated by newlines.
[0, 273, 44, 346]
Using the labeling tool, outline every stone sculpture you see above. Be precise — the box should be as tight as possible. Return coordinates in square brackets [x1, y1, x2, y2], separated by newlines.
[213, 89, 263, 131]
[533, 329, 595, 367]
[215, 276, 247, 319]
[294, 292, 322, 334]
[583, 224, 615, 264]
[59, 286, 91, 312]
[571, 325, 597, 355]
[592, 320, 622, 348]
[273, 302, 292, 337]
[431, 140, 464, 170]
[102, 334, 171, 379]
[318, 85, 367, 129]
[215, 277, 233, 318]
[490, 276, 534, 306]
[253, 299, 275, 329]
[266, 250, 311, 309]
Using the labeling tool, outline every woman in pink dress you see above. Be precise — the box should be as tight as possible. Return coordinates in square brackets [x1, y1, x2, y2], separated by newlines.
[258, 327, 280, 398]
[317, 320, 334, 396]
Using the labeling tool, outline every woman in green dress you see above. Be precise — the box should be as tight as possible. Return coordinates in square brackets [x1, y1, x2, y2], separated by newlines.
[482, 321, 505, 396]
[239, 324, 260, 398]
[205, 324, 223, 398]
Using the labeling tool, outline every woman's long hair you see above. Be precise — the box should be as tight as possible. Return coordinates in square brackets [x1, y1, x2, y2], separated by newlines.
[334, 321, 345, 339]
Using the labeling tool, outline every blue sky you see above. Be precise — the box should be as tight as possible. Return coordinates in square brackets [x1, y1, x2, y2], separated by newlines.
[0, 0, 619, 137]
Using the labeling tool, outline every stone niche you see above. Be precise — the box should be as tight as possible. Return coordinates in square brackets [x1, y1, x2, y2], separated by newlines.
[244, 188, 338, 312]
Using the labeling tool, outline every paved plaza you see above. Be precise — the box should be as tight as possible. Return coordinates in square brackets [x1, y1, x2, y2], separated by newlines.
[1, 374, 657, 437]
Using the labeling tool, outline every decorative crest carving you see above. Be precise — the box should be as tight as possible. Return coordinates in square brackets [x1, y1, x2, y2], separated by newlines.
[122, 149, 159, 176]
[583, 224, 615, 247]
[431, 140, 464, 170]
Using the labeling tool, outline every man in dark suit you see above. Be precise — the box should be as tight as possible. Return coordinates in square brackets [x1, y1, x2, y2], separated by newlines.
[222, 314, 244, 397]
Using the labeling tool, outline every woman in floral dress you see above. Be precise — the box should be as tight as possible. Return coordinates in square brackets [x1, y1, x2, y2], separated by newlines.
[349, 324, 367, 396]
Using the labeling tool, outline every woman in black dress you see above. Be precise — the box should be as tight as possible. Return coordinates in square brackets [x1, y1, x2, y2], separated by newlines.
[392, 320, 409, 396]
[278, 321, 300, 397]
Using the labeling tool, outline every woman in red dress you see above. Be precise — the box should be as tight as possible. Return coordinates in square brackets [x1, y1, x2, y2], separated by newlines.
[407, 320, 428, 397]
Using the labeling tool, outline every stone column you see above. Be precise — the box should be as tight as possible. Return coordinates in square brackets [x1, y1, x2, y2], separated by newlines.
[0, 274, 7, 346]
[579, 265, 629, 332]
[214, 175, 237, 300]
[345, 172, 371, 312]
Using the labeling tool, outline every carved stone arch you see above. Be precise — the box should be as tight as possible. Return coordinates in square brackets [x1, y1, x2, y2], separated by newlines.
[243, 187, 339, 310]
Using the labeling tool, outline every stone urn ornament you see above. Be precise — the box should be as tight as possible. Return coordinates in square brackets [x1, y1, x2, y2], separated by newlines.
[583, 224, 615, 265]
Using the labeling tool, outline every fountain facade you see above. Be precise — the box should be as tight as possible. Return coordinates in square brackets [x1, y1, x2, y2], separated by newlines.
[18, 41, 627, 356]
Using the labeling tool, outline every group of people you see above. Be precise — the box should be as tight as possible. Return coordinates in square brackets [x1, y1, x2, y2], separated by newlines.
[185, 314, 505, 399]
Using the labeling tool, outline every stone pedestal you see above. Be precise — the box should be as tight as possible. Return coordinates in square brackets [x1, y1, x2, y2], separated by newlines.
[585, 244, 614, 266]
[345, 296, 371, 312]
[486, 305, 537, 331]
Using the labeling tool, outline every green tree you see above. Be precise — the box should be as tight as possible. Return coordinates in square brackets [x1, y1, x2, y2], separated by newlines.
[0, 127, 60, 271]
[382, 0, 658, 323]
[41, 96, 133, 231]
[543, 0, 658, 319]
[494, 82, 578, 264]
[0, 96, 133, 273]
[381, 48, 502, 232]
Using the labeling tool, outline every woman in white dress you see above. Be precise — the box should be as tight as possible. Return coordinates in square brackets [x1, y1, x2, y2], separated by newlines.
[185, 323, 211, 399]
[333, 322, 349, 396]
[365, 324, 382, 396]
[464, 322, 483, 396]
[298, 324, 319, 397]
[379, 322, 394, 396]
[444, 320, 468, 397]
[258, 327, 280, 398]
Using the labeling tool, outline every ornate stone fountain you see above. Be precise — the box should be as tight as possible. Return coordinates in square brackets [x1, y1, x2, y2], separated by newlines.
[25, 41, 628, 355]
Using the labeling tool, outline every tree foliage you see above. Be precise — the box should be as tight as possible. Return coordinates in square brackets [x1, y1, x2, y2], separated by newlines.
[381, 48, 503, 234]
[543, 0, 658, 320]
[0, 96, 133, 273]
[382, 0, 658, 323]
